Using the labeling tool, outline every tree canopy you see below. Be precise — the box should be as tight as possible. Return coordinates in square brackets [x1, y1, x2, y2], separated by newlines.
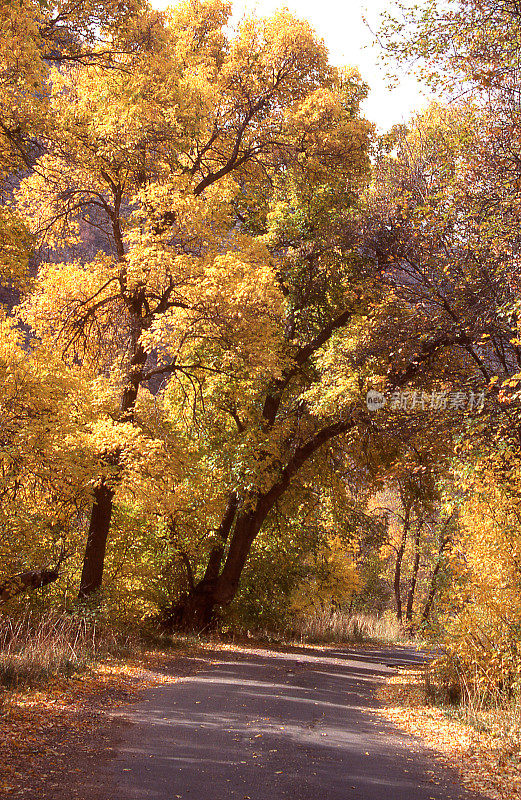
[1, 0, 521, 704]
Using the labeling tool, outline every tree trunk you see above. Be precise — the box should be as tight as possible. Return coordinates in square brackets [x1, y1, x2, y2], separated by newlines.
[213, 509, 263, 606]
[422, 533, 450, 624]
[422, 561, 441, 624]
[78, 480, 115, 598]
[394, 542, 405, 624]
[163, 492, 239, 630]
[166, 507, 261, 631]
[164, 581, 220, 632]
[79, 337, 147, 598]
[394, 512, 409, 624]
[405, 521, 422, 624]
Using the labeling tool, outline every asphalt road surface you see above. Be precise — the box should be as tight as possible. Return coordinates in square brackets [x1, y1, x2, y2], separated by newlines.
[90, 645, 490, 800]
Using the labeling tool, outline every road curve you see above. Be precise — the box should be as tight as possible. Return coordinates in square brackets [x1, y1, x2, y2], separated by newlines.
[89, 645, 490, 800]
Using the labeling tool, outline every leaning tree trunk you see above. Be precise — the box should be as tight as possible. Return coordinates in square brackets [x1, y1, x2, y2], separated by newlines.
[165, 419, 355, 632]
[164, 493, 239, 631]
[170, 504, 262, 631]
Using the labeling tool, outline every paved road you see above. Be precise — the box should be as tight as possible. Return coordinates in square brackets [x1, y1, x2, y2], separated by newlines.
[91, 645, 489, 800]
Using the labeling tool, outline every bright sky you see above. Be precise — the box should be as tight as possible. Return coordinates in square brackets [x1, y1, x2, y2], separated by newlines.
[152, 0, 431, 131]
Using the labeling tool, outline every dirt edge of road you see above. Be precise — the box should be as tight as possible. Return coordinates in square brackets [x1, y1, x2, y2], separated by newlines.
[0, 650, 185, 798]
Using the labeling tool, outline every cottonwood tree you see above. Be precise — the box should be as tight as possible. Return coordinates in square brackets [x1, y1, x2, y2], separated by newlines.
[16, 0, 374, 611]
[153, 88, 493, 632]
[0, 0, 152, 282]
[0, 315, 101, 588]
[379, 0, 521, 694]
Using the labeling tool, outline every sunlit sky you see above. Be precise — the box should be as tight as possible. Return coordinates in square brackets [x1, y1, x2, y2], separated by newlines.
[152, 0, 432, 131]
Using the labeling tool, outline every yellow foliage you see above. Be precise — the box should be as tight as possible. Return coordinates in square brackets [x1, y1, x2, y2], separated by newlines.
[290, 535, 361, 615]
[440, 475, 521, 695]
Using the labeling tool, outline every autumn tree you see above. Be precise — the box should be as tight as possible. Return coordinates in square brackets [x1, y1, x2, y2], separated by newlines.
[0, 0, 153, 285]
[218, 464, 377, 631]
[157, 98, 503, 630]
[13, 1, 375, 619]
[12, 0, 517, 633]
[0, 314, 101, 594]
[379, 0, 521, 96]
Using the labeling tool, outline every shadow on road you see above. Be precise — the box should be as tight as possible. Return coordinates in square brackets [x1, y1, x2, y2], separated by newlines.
[89, 645, 490, 800]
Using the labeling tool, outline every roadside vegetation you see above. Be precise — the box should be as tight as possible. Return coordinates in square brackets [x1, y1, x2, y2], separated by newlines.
[0, 611, 135, 691]
[378, 666, 521, 799]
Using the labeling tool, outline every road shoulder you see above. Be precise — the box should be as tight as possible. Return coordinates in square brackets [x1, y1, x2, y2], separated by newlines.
[377, 668, 520, 800]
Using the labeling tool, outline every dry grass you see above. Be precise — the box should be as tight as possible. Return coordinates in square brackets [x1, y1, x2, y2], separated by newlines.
[0, 611, 133, 691]
[287, 610, 408, 644]
[445, 689, 521, 773]
[377, 667, 521, 800]
[425, 655, 521, 763]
